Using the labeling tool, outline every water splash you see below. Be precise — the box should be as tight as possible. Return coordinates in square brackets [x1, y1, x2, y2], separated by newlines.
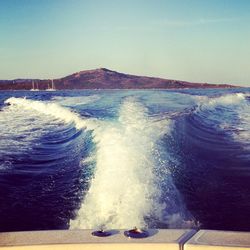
[4, 96, 189, 229]
[70, 97, 185, 229]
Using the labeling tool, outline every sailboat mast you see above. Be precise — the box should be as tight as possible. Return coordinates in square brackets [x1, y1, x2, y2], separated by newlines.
[52, 79, 54, 90]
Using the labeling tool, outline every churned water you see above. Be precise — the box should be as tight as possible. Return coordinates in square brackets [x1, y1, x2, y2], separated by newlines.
[0, 88, 250, 232]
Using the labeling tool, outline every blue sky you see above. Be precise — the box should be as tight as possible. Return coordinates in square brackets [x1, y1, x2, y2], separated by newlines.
[0, 0, 249, 85]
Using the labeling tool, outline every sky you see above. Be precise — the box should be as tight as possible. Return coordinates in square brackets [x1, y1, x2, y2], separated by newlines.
[0, 0, 250, 86]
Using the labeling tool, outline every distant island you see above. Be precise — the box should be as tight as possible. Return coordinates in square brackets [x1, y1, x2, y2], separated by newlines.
[0, 68, 238, 90]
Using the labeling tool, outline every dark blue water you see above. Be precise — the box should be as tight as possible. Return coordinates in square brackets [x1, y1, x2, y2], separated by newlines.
[0, 88, 250, 232]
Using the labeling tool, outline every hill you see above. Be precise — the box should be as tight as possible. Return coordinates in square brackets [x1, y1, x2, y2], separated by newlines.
[0, 68, 237, 90]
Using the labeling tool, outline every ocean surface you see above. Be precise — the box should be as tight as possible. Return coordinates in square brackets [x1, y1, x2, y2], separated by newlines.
[0, 88, 250, 232]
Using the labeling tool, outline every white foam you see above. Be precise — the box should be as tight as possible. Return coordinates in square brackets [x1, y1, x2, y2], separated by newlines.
[70, 97, 179, 229]
[4, 96, 187, 229]
[232, 101, 250, 147]
[196, 93, 250, 147]
[199, 93, 247, 108]
[5, 97, 97, 130]
[0, 103, 58, 156]
[0, 161, 13, 171]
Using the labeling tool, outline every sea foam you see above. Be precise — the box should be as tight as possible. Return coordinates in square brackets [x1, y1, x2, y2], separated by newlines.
[5, 96, 187, 229]
[70, 97, 181, 229]
[5, 97, 97, 130]
[196, 93, 250, 147]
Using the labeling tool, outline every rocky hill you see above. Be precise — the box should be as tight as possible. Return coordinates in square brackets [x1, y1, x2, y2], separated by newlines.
[0, 68, 237, 90]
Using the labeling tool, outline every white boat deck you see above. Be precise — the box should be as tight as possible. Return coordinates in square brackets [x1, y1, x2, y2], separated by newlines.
[0, 229, 250, 250]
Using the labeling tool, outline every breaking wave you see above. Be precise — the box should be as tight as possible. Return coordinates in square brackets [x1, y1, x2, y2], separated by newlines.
[194, 93, 250, 147]
[5, 97, 97, 130]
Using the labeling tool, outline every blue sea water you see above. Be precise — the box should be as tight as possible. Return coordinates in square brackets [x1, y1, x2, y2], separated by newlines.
[0, 88, 250, 232]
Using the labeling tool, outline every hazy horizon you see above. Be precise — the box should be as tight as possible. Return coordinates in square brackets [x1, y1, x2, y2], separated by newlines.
[1, 0, 249, 86]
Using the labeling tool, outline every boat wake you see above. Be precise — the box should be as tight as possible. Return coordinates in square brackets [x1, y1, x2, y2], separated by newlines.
[5, 96, 189, 230]
[194, 93, 250, 147]
[2, 90, 250, 232]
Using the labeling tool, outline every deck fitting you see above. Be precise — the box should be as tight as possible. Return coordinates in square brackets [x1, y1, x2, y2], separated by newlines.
[91, 230, 112, 237]
[124, 227, 149, 238]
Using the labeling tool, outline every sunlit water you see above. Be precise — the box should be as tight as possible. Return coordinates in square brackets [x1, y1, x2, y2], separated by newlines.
[0, 88, 250, 232]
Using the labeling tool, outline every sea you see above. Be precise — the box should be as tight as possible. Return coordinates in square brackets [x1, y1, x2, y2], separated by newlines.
[0, 88, 250, 232]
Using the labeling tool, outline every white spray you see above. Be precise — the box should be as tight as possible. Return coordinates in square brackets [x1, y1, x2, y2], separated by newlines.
[5, 96, 184, 229]
[70, 97, 173, 229]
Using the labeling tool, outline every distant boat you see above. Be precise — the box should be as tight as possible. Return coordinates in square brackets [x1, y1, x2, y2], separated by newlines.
[46, 79, 56, 91]
[30, 80, 39, 91]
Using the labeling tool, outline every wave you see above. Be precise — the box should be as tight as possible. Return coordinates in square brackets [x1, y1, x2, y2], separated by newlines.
[231, 100, 250, 149]
[70, 97, 188, 229]
[5, 97, 97, 131]
[168, 92, 250, 231]
[2, 90, 250, 231]
[1, 98, 88, 179]
[195, 93, 247, 108]
[4, 96, 191, 229]
[52, 95, 101, 107]
[194, 93, 250, 147]
[0, 101, 60, 159]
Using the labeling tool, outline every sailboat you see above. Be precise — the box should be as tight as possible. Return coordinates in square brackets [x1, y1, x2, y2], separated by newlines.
[46, 79, 56, 91]
[30, 80, 39, 91]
